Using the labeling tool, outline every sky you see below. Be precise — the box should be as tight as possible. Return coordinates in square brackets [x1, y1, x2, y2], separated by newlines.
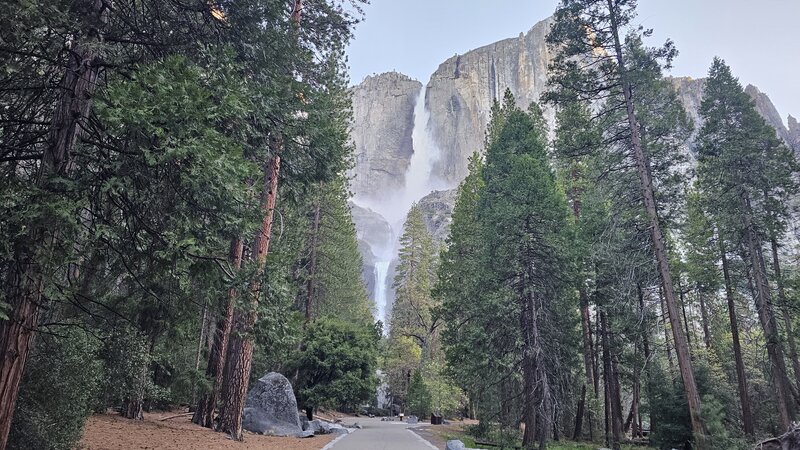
[346, 0, 799, 123]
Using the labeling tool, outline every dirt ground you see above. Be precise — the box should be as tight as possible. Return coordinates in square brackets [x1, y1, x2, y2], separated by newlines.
[412, 419, 477, 449]
[79, 410, 336, 450]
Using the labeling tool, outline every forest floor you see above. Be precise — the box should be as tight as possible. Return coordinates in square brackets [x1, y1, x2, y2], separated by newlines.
[78, 410, 336, 450]
[411, 419, 477, 449]
[415, 420, 655, 450]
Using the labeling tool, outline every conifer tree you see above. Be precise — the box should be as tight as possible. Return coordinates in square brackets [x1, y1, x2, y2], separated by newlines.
[547, 1, 706, 441]
[390, 204, 439, 355]
[695, 57, 799, 429]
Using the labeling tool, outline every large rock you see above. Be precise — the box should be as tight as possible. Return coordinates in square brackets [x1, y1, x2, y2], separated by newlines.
[308, 419, 350, 435]
[671, 77, 797, 151]
[241, 372, 302, 437]
[417, 189, 458, 244]
[446, 441, 466, 450]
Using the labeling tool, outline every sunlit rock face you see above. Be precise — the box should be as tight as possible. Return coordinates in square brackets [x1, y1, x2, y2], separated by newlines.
[425, 17, 555, 186]
[347, 17, 797, 323]
[349, 72, 421, 202]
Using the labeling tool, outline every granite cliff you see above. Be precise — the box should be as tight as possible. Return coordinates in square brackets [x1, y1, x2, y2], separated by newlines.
[348, 17, 797, 315]
[349, 72, 421, 201]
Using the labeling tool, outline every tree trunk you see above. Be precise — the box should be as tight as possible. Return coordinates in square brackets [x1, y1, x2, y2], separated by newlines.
[660, 290, 675, 374]
[192, 296, 209, 403]
[600, 312, 623, 450]
[678, 282, 693, 349]
[719, 240, 755, 436]
[575, 287, 595, 440]
[698, 290, 712, 350]
[521, 288, 539, 449]
[574, 384, 586, 440]
[0, 2, 108, 445]
[219, 147, 282, 440]
[304, 198, 322, 322]
[770, 237, 800, 395]
[193, 238, 244, 428]
[740, 192, 796, 428]
[605, 0, 706, 440]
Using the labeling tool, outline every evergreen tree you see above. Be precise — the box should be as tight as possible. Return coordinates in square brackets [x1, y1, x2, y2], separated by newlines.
[296, 178, 374, 326]
[695, 57, 799, 429]
[291, 318, 380, 417]
[390, 204, 439, 354]
[547, 0, 706, 443]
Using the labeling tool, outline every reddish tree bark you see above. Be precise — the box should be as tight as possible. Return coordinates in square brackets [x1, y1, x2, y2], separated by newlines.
[0, 2, 108, 446]
[219, 149, 282, 440]
[193, 238, 244, 428]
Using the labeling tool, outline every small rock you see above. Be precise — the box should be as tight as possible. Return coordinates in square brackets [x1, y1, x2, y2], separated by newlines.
[446, 440, 466, 450]
[295, 430, 315, 438]
[299, 414, 310, 431]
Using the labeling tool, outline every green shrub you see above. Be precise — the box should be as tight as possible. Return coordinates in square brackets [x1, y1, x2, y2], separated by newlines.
[97, 328, 165, 413]
[8, 327, 102, 450]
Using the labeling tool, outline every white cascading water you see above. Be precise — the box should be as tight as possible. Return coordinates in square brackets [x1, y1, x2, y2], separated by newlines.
[356, 86, 447, 328]
[372, 261, 391, 323]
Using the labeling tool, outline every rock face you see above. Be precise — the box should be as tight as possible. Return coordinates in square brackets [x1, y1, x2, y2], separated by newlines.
[789, 115, 800, 152]
[671, 77, 797, 150]
[350, 202, 394, 303]
[426, 18, 554, 186]
[242, 372, 302, 437]
[350, 72, 421, 201]
[745, 84, 793, 144]
[417, 189, 459, 244]
[348, 16, 798, 323]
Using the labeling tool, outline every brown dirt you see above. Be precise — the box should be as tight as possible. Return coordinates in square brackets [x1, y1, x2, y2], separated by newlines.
[79, 411, 336, 450]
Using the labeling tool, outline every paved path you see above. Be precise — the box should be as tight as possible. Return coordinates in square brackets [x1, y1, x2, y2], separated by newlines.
[325, 417, 438, 450]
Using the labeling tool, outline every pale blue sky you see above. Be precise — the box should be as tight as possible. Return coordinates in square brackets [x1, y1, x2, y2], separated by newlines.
[346, 0, 799, 122]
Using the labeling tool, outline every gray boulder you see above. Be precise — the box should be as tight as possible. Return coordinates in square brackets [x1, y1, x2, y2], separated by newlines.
[446, 441, 466, 450]
[241, 372, 302, 436]
[445, 439, 488, 450]
[299, 414, 310, 431]
[308, 419, 351, 435]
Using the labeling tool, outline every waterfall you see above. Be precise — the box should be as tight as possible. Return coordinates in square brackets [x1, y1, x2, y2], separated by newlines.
[373, 261, 391, 324]
[357, 86, 446, 331]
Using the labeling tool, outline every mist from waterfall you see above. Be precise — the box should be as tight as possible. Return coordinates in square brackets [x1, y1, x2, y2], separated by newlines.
[355, 86, 447, 328]
[372, 261, 390, 324]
